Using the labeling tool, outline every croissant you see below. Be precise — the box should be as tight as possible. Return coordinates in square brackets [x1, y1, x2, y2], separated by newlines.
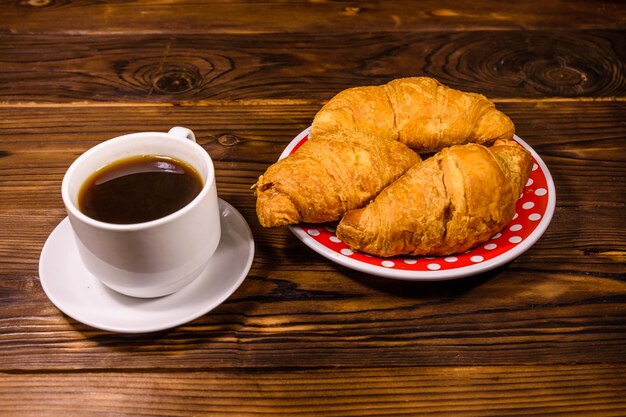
[335, 139, 532, 257]
[254, 130, 420, 227]
[311, 77, 514, 153]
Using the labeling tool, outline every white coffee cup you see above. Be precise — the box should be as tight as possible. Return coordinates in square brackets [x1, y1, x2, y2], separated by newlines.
[61, 127, 221, 298]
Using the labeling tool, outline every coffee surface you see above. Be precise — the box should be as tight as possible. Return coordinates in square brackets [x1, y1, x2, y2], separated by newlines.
[78, 155, 203, 224]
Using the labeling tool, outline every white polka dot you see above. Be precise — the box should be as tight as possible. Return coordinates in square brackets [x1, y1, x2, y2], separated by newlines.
[325, 226, 336, 233]
[526, 178, 534, 187]
[512, 213, 519, 220]
[529, 213, 542, 221]
[532, 163, 538, 171]
[444, 256, 458, 263]
[470, 256, 484, 263]
[307, 228, 320, 236]
[509, 236, 522, 244]
[522, 202, 535, 210]
[424, 256, 436, 260]
[427, 263, 441, 270]
[491, 233, 502, 240]
[329, 236, 341, 243]
[382, 260, 395, 268]
[340, 248, 353, 256]
[403, 259, 417, 265]
[510, 224, 522, 232]
[484, 243, 497, 250]
[535, 188, 547, 196]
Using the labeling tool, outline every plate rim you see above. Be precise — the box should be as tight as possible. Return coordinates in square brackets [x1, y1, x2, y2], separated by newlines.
[285, 128, 555, 281]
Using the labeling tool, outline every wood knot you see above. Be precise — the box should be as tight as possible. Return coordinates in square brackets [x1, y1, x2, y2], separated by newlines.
[543, 65, 588, 86]
[522, 58, 592, 95]
[217, 134, 240, 147]
[417, 32, 619, 98]
[153, 64, 201, 94]
[199, 134, 241, 160]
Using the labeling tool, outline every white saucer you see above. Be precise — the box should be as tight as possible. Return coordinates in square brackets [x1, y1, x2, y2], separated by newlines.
[39, 199, 254, 333]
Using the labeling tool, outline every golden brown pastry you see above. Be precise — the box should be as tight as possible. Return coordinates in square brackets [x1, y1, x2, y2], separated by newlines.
[311, 77, 514, 153]
[254, 130, 420, 227]
[336, 139, 532, 257]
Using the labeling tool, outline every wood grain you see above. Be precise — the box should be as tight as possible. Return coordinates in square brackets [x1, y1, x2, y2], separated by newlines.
[1, 267, 625, 371]
[2, 0, 625, 35]
[1, 30, 624, 103]
[1, 102, 624, 272]
[1, 366, 625, 416]
[0, 102, 624, 371]
[1, 1, 625, 413]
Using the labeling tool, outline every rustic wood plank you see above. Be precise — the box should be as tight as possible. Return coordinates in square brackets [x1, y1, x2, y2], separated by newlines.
[1, 102, 623, 207]
[1, 0, 625, 35]
[1, 366, 625, 416]
[0, 102, 624, 370]
[0, 101, 624, 272]
[1, 266, 625, 370]
[1, 30, 624, 103]
[1, 0, 623, 414]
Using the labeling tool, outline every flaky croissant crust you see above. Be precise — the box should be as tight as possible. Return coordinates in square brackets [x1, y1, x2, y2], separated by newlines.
[336, 139, 532, 257]
[254, 130, 420, 227]
[311, 77, 515, 153]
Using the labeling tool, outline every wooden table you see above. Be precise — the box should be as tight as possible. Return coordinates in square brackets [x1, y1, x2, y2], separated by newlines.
[1, 1, 625, 415]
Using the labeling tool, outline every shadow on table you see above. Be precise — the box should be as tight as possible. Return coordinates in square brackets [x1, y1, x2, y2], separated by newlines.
[65, 260, 510, 349]
[336, 262, 509, 299]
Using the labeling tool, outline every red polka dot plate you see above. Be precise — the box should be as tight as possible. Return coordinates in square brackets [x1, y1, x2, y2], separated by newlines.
[282, 127, 556, 281]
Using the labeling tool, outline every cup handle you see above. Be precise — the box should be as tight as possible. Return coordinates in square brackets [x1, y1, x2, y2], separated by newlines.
[168, 127, 196, 143]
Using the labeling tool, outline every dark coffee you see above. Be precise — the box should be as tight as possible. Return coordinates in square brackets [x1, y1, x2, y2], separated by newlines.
[78, 155, 203, 224]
